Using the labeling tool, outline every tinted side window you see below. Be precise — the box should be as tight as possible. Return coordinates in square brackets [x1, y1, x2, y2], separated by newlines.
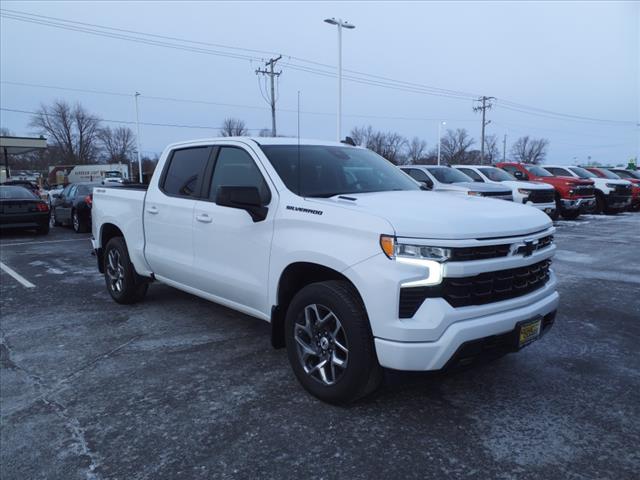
[546, 167, 570, 176]
[501, 165, 518, 175]
[458, 168, 483, 182]
[69, 185, 78, 198]
[162, 147, 211, 197]
[406, 168, 428, 182]
[209, 147, 271, 204]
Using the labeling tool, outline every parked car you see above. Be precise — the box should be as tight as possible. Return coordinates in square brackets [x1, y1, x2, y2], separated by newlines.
[0, 185, 50, 234]
[452, 165, 557, 218]
[496, 162, 595, 220]
[1, 179, 48, 202]
[52, 182, 100, 233]
[92, 138, 558, 404]
[608, 168, 640, 210]
[399, 165, 513, 200]
[544, 165, 632, 214]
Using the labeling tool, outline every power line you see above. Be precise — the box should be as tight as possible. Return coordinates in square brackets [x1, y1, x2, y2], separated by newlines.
[1, 80, 478, 123]
[473, 96, 495, 164]
[0, 107, 264, 131]
[3, 8, 635, 126]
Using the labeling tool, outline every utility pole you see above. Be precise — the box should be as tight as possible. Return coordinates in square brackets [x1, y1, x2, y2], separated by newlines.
[255, 55, 282, 136]
[134, 92, 143, 183]
[502, 133, 507, 161]
[473, 96, 495, 165]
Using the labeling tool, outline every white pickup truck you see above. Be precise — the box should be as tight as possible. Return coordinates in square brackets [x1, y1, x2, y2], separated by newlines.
[92, 137, 559, 404]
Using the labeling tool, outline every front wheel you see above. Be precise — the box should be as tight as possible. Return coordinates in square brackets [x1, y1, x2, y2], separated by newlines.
[285, 280, 381, 404]
[104, 237, 148, 304]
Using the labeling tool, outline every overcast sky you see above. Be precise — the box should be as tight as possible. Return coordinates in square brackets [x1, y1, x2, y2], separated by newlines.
[1, 1, 638, 164]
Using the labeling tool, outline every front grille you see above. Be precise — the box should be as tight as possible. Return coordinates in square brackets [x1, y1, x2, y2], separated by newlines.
[450, 244, 511, 261]
[398, 259, 552, 317]
[482, 191, 513, 200]
[614, 185, 632, 195]
[574, 185, 594, 197]
[514, 235, 553, 256]
[528, 190, 555, 204]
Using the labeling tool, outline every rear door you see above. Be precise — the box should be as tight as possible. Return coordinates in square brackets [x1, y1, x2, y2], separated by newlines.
[191, 143, 276, 314]
[57, 185, 75, 223]
[143, 146, 213, 286]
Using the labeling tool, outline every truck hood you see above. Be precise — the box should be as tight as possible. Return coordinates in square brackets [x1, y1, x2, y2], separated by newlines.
[311, 191, 552, 240]
[543, 176, 594, 186]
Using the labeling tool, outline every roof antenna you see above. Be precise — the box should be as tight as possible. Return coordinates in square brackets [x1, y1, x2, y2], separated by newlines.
[297, 90, 302, 196]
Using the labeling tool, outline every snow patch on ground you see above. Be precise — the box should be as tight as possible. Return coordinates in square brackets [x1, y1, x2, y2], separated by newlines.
[46, 268, 65, 275]
[554, 250, 594, 264]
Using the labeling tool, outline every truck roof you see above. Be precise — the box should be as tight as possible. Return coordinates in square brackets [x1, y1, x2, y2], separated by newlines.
[164, 137, 357, 150]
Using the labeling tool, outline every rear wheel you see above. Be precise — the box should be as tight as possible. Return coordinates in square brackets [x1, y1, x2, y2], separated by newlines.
[72, 210, 89, 233]
[36, 222, 50, 235]
[561, 209, 580, 220]
[104, 237, 148, 304]
[285, 280, 381, 404]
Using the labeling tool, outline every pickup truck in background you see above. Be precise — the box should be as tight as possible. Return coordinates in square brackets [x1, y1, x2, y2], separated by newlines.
[92, 138, 559, 404]
[608, 168, 640, 211]
[544, 165, 632, 215]
[452, 165, 557, 218]
[399, 165, 514, 200]
[496, 162, 595, 220]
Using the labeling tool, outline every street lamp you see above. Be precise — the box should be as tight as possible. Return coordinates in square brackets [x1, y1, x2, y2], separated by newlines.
[134, 92, 143, 183]
[437, 121, 447, 166]
[324, 17, 355, 142]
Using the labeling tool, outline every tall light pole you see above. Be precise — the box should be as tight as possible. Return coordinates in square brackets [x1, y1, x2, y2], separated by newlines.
[324, 17, 355, 142]
[134, 92, 143, 183]
[437, 121, 446, 166]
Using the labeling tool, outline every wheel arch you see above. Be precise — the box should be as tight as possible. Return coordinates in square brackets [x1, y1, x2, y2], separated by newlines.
[270, 262, 365, 349]
[97, 223, 125, 273]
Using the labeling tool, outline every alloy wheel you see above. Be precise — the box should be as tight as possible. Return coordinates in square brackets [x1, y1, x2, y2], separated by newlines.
[294, 304, 349, 386]
[106, 248, 125, 293]
[72, 212, 80, 231]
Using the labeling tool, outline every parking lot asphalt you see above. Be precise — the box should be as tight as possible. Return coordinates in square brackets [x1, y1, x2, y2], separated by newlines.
[1, 214, 639, 480]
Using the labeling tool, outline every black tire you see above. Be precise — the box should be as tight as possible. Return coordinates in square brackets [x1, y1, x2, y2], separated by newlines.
[103, 237, 148, 304]
[285, 280, 382, 404]
[561, 209, 580, 220]
[52, 209, 62, 226]
[36, 222, 50, 235]
[548, 208, 559, 221]
[595, 192, 606, 215]
[72, 210, 89, 233]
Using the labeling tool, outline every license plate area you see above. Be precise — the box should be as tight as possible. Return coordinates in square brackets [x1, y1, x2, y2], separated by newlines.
[517, 316, 542, 348]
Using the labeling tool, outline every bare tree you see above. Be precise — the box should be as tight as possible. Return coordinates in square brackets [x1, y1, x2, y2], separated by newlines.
[258, 128, 271, 137]
[440, 128, 475, 164]
[484, 134, 500, 164]
[0, 127, 15, 136]
[29, 101, 101, 164]
[220, 118, 248, 137]
[406, 137, 428, 164]
[349, 126, 407, 164]
[98, 126, 136, 164]
[510, 136, 549, 164]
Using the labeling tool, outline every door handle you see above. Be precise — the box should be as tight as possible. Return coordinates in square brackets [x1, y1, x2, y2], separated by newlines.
[146, 206, 159, 214]
[195, 213, 212, 223]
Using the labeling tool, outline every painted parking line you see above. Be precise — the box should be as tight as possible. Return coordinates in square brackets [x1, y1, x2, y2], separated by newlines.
[0, 261, 36, 288]
[0, 238, 91, 248]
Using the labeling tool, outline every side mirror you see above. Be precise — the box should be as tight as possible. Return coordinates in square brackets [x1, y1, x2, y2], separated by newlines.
[513, 171, 527, 180]
[419, 181, 433, 190]
[216, 186, 268, 222]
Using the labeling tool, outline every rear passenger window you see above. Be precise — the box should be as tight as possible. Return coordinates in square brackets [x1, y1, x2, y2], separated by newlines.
[209, 147, 271, 204]
[162, 147, 211, 197]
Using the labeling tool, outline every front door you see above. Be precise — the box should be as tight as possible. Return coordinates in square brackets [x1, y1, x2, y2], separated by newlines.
[192, 145, 275, 315]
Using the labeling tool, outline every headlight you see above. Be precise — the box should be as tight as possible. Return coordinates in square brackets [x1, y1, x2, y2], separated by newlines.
[568, 189, 575, 195]
[379, 235, 445, 287]
[467, 191, 483, 196]
[517, 188, 532, 195]
[380, 235, 451, 262]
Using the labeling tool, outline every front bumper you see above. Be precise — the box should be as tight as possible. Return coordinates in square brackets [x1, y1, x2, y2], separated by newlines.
[525, 201, 556, 214]
[374, 284, 559, 371]
[605, 194, 632, 210]
[560, 196, 595, 211]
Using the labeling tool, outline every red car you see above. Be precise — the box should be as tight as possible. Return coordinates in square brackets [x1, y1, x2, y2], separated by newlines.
[496, 162, 595, 220]
[592, 167, 639, 211]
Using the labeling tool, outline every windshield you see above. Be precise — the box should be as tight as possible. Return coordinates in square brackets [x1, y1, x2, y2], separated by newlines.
[478, 167, 515, 181]
[426, 167, 473, 184]
[568, 167, 597, 179]
[0, 186, 38, 200]
[597, 169, 621, 180]
[525, 165, 553, 177]
[77, 184, 100, 195]
[104, 171, 122, 178]
[614, 170, 640, 180]
[260, 145, 419, 197]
